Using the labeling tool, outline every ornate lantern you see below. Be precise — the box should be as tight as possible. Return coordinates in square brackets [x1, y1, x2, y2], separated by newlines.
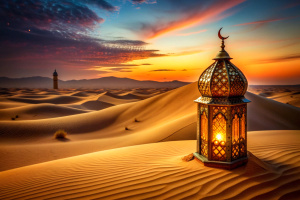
[193, 28, 250, 169]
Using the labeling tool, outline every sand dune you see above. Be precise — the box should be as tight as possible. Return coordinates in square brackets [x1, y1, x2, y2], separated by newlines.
[0, 102, 28, 109]
[0, 82, 298, 140]
[113, 91, 149, 99]
[97, 92, 139, 105]
[249, 85, 300, 108]
[0, 130, 299, 200]
[247, 92, 300, 130]
[0, 103, 87, 120]
[0, 82, 299, 171]
[7, 95, 82, 104]
[14, 95, 49, 98]
[119, 93, 144, 99]
[80, 100, 114, 110]
[70, 91, 89, 97]
[104, 91, 142, 100]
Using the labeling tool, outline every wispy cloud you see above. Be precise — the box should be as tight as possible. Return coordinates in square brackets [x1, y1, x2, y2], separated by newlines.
[131, 0, 156, 4]
[233, 17, 293, 26]
[283, 1, 300, 9]
[92, 64, 140, 67]
[170, 50, 203, 57]
[256, 54, 300, 64]
[150, 69, 176, 72]
[176, 29, 207, 36]
[89, 66, 137, 73]
[136, 0, 245, 39]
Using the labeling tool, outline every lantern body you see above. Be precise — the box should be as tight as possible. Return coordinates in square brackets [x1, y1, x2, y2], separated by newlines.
[193, 36, 250, 169]
[195, 103, 248, 169]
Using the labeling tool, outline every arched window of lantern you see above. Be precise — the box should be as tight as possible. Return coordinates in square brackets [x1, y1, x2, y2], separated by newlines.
[232, 114, 239, 143]
[212, 113, 226, 161]
[212, 113, 226, 144]
[240, 114, 245, 139]
[201, 112, 208, 141]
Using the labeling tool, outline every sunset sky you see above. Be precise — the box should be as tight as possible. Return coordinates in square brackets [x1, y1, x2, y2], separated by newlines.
[0, 0, 299, 85]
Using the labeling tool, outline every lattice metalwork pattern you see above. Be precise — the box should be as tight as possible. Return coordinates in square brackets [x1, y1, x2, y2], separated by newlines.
[231, 62, 248, 95]
[213, 106, 227, 118]
[231, 105, 246, 119]
[212, 113, 227, 161]
[232, 142, 239, 160]
[212, 144, 226, 161]
[211, 61, 229, 97]
[239, 139, 247, 157]
[225, 60, 247, 96]
[232, 137, 247, 160]
[198, 63, 216, 96]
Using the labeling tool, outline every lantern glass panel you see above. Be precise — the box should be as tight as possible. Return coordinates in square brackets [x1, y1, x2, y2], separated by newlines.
[232, 114, 239, 143]
[212, 113, 226, 161]
[200, 112, 208, 157]
[240, 114, 245, 139]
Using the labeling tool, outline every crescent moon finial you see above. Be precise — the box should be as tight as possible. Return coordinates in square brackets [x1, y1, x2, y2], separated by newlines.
[218, 27, 229, 40]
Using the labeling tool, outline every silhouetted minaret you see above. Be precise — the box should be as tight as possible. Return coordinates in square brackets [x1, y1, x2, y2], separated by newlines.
[53, 69, 58, 89]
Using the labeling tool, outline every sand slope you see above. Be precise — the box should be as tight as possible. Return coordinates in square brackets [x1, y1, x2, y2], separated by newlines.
[7, 95, 83, 104]
[0, 103, 87, 120]
[0, 130, 299, 200]
[249, 85, 300, 108]
[97, 91, 139, 105]
[80, 100, 114, 111]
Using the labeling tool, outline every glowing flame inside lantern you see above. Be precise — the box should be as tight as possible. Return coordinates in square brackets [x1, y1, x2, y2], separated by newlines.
[216, 133, 222, 141]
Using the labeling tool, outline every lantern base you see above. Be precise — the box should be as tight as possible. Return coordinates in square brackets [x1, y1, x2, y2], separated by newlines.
[193, 152, 249, 170]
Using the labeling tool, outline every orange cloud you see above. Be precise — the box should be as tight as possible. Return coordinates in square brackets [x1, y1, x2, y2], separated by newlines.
[256, 54, 300, 64]
[176, 29, 207, 36]
[142, 0, 245, 39]
[233, 17, 294, 26]
[170, 50, 203, 57]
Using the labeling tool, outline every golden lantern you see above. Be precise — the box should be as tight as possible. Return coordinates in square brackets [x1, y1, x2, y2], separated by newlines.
[193, 28, 250, 169]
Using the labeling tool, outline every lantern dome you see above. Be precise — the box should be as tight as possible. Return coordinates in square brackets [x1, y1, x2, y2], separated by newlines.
[198, 59, 248, 97]
[196, 28, 250, 105]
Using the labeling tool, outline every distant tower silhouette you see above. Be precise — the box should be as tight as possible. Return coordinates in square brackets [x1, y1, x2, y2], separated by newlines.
[53, 69, 58, 89]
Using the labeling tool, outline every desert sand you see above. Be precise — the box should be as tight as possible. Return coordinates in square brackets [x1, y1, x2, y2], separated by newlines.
[0, 83, 300, 199]
[0, 130, 299, 199]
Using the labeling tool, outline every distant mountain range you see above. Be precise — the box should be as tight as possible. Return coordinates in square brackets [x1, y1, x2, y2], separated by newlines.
[0, 76, 191, 89]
